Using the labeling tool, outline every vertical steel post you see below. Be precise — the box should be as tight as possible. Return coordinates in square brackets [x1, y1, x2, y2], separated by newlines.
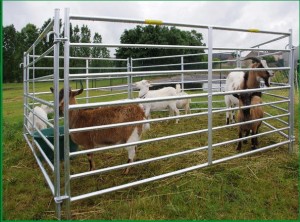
[26, 54, 32, 144]
[52, 8, 62, 220]
[127, 57, 132, 99]
[86, 59, 89, 103]
[181, 56, 184, 90]
[288, 29, 295, 153]
[23, 54, 27, 134]
[207, 27, 213, 165]
[63, 8, 71, 220]
[32, 47, 36, 130]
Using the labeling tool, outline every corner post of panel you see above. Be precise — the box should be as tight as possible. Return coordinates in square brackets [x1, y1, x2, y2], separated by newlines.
[31, 46, 37, 133]
[26, 53, 31, 139]
[63, 7, 72, 219]
[127, 57, 133, 99]
[288, 29, 295, 154]
[207, 27, 213, 165]
[52, 8, 62, 220]
[23, 53, 28, 135]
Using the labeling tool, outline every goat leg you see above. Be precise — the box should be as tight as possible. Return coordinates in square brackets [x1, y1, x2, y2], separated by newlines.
[123, 159, 133, 175]
[87, 153, 95, 171]
[236, 130, 242, 151]
[251, 130, 257, 150]
[123, 146, 136, 174]
[232, 110, 236, 124]
[244, 130, 250, 144]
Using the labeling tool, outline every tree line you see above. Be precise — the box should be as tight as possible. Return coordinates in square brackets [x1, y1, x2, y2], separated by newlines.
[3, 19, 206, 83]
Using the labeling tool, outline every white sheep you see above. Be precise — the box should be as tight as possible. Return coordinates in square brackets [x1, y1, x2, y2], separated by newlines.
[27, 104, 54, 133]
[134, 80, 180, 123]
[225, 57, 274, 124]
[175, 84, 191, 115]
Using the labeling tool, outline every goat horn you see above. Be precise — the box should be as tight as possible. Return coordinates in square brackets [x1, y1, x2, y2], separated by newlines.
[79, 80, 84, 89]
[243, 57, 261, 63]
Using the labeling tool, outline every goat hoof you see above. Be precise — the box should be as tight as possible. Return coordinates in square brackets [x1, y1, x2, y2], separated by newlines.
[123, 159, 133, 175]
[123, 168, 130, 175]
[251, 146, 257, 150]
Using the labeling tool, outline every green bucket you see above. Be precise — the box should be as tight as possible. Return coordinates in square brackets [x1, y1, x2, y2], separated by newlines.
[33, 126, 78, 162]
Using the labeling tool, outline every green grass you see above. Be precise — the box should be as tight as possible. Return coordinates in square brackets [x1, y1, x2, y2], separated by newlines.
[2, 82, 299, 220]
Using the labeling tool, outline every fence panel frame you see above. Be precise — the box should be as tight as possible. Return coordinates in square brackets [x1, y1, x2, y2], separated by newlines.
[22, 8, 295, 220]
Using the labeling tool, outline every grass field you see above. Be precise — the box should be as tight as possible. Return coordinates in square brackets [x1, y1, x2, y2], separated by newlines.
[2, 81, 299, 220]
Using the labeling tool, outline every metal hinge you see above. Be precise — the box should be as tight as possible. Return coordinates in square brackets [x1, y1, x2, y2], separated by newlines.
[47, 31, 68, 44]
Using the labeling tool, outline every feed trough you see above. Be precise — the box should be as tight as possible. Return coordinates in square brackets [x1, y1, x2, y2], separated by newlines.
[33, 126, 78, 162]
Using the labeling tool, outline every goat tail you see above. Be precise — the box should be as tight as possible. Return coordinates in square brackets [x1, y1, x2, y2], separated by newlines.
[176, 84, 182, 93]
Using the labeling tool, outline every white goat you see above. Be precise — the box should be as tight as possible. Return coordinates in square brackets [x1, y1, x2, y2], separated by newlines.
[225, 57, 274, 124]
[134, 80, 180, 123]
[175, 84, 191, 115]
[27, 104, 54, 133]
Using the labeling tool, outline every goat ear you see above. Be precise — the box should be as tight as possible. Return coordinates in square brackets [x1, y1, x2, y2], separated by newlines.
[232, 94, 239, 99]
[50, 87, 54, 93]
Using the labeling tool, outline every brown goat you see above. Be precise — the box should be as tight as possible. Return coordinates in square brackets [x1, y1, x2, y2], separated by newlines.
[233, 92, 263, 151]
[241, 57, 274, 89]
[50, 87, 146, 174]
[225, 57, 273, 124]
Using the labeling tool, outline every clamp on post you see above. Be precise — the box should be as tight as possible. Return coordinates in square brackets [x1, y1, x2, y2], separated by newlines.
[47, 31, 68, 43]
[54, 195, 69, 204]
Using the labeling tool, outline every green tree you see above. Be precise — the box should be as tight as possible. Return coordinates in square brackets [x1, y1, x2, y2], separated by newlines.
[69, 25, 92, 72]
[3, 25, 19, 82]
[115, 25, 206, 70]
[80, 25, 91, 57]
[90, 32, 111, 72]
[3, 21, 110, 82]
[19, 23, 40, 53]
[3, 23, 39, 82]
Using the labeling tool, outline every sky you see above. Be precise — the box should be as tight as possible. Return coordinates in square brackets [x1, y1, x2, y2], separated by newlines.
[3, 1, 299, 57]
